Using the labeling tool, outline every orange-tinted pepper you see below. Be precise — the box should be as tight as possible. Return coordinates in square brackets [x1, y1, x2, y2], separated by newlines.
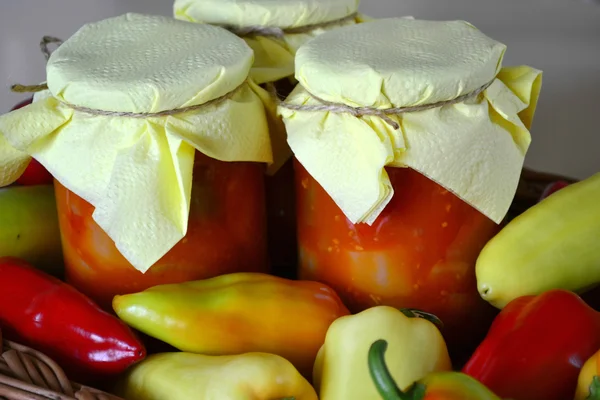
[113, 272, 349, 378]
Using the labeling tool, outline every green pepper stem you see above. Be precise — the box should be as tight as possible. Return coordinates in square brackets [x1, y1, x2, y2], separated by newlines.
[368, 340, 412, 400]
[400, 309, 444, 329]
[587, 376, 600, 400]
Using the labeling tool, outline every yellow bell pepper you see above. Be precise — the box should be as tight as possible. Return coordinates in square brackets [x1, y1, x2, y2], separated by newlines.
[575, 349, 600, 400]
[115, 352, 318, 400]
[314, 306, 452, 400]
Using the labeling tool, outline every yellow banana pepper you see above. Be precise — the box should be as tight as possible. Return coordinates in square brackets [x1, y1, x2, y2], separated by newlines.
[113, 272, 349, 378]
[314, 306, 452, 400]
[116, 352, 318, 400]
[575, 349, 600, 400]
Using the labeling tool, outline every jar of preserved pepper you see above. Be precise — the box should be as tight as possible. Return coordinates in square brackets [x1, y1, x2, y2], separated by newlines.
[174, 0, 364, 278]
[0, 14, 274, 310]
[279, 18, 542, 352]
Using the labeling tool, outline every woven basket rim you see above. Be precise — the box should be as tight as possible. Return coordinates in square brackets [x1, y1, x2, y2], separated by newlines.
[0, 328, 124, 400]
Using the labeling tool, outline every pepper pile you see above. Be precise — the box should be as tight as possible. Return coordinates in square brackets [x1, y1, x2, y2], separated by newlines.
[2, 79, 600, 400]
[3, 253, 600, 399]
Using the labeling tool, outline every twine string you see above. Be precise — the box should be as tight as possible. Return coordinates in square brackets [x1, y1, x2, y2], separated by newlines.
[59, 81, 246, 118]
[224, 12, 358, 38]
[10, 36, 64, 94]
[40, 36, 64, 61]
[277, 79, 496, 130]
[11, 81, 245, 118]
[11, 32, 493, 126]
[11, 83, 48, 93]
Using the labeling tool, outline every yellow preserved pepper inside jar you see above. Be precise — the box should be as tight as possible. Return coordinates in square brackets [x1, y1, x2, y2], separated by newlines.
[0, 13, 275, 310]
[174, 0, 364, 278]
[279, 18, 542, 354]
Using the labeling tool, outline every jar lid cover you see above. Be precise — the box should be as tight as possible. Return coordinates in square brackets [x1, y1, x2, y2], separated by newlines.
[47, 13, 253, 113]
[295, 18, 506, 109]
[174, 0, 360, 30]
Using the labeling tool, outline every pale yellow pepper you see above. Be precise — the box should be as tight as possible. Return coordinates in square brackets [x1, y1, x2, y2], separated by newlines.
[314, 306, 452, 400]
[116, 352, 317, 400]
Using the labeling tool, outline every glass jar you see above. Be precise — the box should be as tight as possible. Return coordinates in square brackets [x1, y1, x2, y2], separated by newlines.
[279, 18, 541, 356]
[0, 14, 279, 313]
[55, 151, 268, 310]
[173, 0, 362, 278]
[295, 160, 499, 352]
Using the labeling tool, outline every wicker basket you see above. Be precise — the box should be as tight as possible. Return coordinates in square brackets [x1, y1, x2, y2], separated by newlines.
[0, 328, 123, 400]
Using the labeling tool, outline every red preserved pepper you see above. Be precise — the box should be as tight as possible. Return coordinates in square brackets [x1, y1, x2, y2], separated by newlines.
[8, 98, 53, 186]
[463, 289, 600, 400]
[16, 158, 54, 186]
[55, 151, 269, 310]
[295, 160, 499, 352]
[0, 257, 146, 382]
[9, 98, 33, 111]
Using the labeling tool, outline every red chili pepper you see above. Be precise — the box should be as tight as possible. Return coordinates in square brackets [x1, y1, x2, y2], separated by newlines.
[0, 257, 146, 382]
[462, 289, 600, 400]
[8, 98, 54, 186]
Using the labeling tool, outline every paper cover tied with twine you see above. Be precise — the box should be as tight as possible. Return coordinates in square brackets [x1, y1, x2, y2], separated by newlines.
[174, 0, 364, 85]
[0, 13, 273, 273]
[278, 18, 543, 226]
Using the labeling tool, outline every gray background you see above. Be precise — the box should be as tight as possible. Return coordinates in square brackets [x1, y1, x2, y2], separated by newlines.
[1, 0, 599, 179]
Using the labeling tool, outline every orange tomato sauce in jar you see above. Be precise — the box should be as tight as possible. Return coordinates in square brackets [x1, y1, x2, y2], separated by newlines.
[55, 151, 268, 310]
[295, 160, 500, 351]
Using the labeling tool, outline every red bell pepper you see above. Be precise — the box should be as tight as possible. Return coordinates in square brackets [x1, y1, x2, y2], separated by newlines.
[463, 289, 600, 400]
[368, 339, 500, 400]
[0, 257, 146, 382]
[8, 98, 54, 186]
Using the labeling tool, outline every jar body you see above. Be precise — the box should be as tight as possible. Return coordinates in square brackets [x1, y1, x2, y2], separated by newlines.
[55, 151, 268, 310]
[295, 160, 499, 351]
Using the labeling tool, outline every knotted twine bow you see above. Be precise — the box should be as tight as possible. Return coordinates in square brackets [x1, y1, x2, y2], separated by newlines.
[10, 36, 63, 94]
